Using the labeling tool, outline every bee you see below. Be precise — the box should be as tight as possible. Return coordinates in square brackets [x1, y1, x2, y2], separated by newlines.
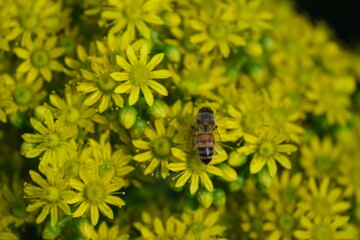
[189, 107, 222, 164]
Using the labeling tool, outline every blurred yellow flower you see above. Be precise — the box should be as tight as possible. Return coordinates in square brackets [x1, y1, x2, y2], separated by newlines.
[101, 0, 163, 41]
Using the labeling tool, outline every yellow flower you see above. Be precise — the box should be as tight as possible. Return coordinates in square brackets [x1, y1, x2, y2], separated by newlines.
[297, 178, 351, 219]
[24, 168, 72, 227]
[67, 167, 125, 225]
[7, 0, 63, 46]
[268, 171, 303, 206]
[49, 86, 98, 133]
[240, 199, 273, 239]
[134, 212, 186, 240]
[110, 44, 170, 106]
[3, 73, 46, 114]
[264, 203, 302, 240]
[306, 72, 355, 126]
[88, 132, 134, 183]
[14, 36, 64, 82]
[93, 221, 129, 240]
[190, 8, 245, 57]
[133, 119, 177, 179]
[300, 136, 342, 178]
[21, 111, 78, 169]
[77, 56, 124, 113]
[182, 208, 226, 240]
[101, 0, 164, 41]
[294, 216, 354, 240]
[0, 174, 34, 227]
[238, 131, 297, 176]
[338, 151, 360, 201]
[168, 148, 225, 195]
[170, 54, 229, 95]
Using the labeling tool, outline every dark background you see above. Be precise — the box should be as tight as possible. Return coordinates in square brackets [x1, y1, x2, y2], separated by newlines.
[295, 0, 360, 49]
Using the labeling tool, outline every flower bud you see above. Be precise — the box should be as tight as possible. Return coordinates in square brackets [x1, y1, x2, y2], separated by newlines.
[213, 188, 226, 207]
[260, 36, 276, 52]
[76, 218, 94, 239]
[229, 174, 246, 192]
[246, 42, 263, 57]
[9, 112, 28, 128]
[257, 168, 272, 188]
[219, 163, 238, 182]
[20, 142, 36, 156]
[42, 221, 62, 240]
[130, 117, 147, 138]
[149, 99, 168, 118]
[164, 44, 181, 63]
[197, 188, 213, 208]
[161, 11, 181, 27]
[34, 105, 52, 122]
[229, 151, 247, 167]
[119, 106, 138, 129]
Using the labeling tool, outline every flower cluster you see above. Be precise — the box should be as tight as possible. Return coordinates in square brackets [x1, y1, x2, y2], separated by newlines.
[0, 0, 360, 239]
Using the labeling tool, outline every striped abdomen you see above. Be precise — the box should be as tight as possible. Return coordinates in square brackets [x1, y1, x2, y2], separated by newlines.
[196, 133, 214, 164]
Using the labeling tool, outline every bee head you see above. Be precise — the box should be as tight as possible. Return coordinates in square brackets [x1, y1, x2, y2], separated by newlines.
[198, 107, 213, 115]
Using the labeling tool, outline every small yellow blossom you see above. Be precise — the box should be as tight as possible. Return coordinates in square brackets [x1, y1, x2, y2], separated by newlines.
[133, 119, 177, 179]
[169, 148, 225, 194]
[14, 36, 65, 82]
[77, 56, 124, 112]
[238, 131, 297, 176]
[67, 167, 125, 225]
[111, 44, 170, 106]
[22, 111, 78, 169]
[101, 0, 163, 41]
[24, 168, 72, 227]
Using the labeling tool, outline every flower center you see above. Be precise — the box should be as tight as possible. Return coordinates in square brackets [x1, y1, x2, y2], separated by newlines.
[46, 186, 60, 202]
[65, 107, 80, 123]
[123, 3, 142, 22]
[98, 74, 116, 92]
[31, 49, 50, 68]
[99, 160, 115, 176]
[11, 199, 27, 218]
[85, 183, 105, 204]
[312, 224, 332, 240]
[251, 217, 263, 232]
[131, 65, 150, 85]
[20, 11, 40, 30]
[207, 20, 229, 41]
[63, 159, 79, 177]
[190, 223, 205, 238]
[350, 165, 360, 187]
[311, 197, 331, 218]
[280, 187, 297, 205]
[259, 141, 276, 157]
[242, 111, 264, 134]
[45, 133, 61, 148]
[189, 152, 205, 171]
[14, 87, 33, 105]
[153, 137, 171, 158]
[277, 214, 296, 235]
[314, 156, 334, 174]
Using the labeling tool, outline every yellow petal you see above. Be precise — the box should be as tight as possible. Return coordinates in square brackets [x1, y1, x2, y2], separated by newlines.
[126, 45, 138, 65]
[90, 205, 99, 225]
[274, 154, 292, 169]
[111, 72, 129, 81]
[147, 53, 164, 70]
[190, 174, 199, 194]
[133, 151, 153, 162]
[141, 85, 154, 106]
[150, 70, 172, 79]
[128, 86, 140, 106]
[148, 80, 168, 95]
[250, 155, 266, 174]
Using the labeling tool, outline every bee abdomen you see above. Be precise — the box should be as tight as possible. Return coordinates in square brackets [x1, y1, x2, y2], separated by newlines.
[198, 147, 214, 164]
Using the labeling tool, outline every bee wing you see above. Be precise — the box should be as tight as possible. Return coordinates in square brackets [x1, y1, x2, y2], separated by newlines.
[213, 125, 224, 154]
[186, 124, 198, 152]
